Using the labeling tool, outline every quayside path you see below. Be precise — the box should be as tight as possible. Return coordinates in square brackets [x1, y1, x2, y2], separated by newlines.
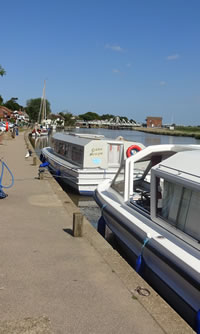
[0, 130, 194, 333]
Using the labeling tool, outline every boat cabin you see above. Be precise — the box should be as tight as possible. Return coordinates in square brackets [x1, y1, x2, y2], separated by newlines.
[51, 132, 144, 169]
[151, 150, 200, 244]
[111, 145, 200, 247]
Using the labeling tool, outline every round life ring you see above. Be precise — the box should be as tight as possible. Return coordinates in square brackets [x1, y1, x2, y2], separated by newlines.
[126, 144, 142, 157]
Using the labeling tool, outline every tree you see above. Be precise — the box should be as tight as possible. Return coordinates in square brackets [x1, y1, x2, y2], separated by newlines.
[78, 111, 100, 121]
[59, 111, 76, 126]
[4, 97, 23, 111]
[0, 95, 3, 105]
[26, 98, 51, 122]
[100, 114, 114, 120]
[0, 65, 6, 77]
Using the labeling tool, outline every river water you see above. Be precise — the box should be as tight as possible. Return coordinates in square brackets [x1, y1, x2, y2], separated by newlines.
[33, 128, 200, 228]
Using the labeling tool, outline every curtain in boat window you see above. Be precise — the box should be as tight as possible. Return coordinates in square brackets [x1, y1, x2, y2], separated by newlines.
[176, 188, 191, 231]
[182, 190, 200, 241]
[157, 179, 200, 242]
[161, 181, 177, 222]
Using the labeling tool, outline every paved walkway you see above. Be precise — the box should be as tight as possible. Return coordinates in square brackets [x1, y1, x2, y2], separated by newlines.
[0, 131, 194, 333]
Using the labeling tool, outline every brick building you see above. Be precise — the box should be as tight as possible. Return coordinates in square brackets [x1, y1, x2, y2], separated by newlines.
[146, 116, 162, 128]
[0, 106, 12, 121]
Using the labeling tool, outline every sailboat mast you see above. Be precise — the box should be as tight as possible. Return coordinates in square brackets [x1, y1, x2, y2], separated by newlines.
[38, 80, 46, 124]
[43, 80, 46, 121]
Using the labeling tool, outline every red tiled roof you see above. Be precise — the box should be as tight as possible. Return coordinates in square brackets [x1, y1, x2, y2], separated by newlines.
[0, 106, 12, 118]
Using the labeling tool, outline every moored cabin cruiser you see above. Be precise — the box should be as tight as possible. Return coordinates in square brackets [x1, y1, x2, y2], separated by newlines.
[94, 144, 200, 331]
[40, 132, 144, 195]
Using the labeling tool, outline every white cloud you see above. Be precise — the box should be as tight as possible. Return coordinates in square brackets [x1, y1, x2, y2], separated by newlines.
[112, 69, 120, 74]
[166, 54, 180, 60]
[160, 81, 167, 86]
[105, 44, 124, 52]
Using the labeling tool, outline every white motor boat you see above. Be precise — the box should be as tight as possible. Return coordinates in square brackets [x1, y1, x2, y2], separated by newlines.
[40, 132, 144, 195]
[94, 144, 200, 331]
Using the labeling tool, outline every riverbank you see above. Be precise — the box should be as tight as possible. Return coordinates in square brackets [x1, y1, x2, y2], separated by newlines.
[133, 126, 200, 138]
[0, 130, 194, 333]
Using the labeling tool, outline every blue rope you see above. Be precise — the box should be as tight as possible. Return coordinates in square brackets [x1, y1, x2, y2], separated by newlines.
[0, 160, 14, 198]
[135, 237, 150, 273]
[39, 161, 49, 168]
[197, 309, 200, 334]
[56, 169, 61, 176]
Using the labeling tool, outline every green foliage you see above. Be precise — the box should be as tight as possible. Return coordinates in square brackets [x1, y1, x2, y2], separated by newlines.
[101, 114, 114, 120]
[59, 111, 76, 126]
[26, 98, 51, 122]
[0, 95, 3, 105]
[0, 65, 6, 77]
[175, 126, 200, 132]
[78, 111, 100, 121]
[4, 97, 23, 111]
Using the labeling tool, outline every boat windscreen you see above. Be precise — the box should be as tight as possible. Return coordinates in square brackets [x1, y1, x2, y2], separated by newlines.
[134, 160, 151, 180]
[111, 164, 125, 196]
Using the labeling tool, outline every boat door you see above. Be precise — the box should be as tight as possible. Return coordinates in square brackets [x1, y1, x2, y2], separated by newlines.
[107, 143, 123, 167]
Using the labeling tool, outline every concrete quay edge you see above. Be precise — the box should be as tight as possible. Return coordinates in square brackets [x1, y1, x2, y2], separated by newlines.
[24, 130, 195, 334]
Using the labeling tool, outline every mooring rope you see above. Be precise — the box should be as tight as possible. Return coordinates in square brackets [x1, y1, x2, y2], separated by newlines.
[0, 159, 14, 198]
[135, 236, 151, 273]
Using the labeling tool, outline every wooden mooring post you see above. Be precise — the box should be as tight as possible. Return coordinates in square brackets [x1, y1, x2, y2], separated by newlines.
[33, 156, 37, 165]
[39, 170, 44, 180]
[73, 212, 83, 237]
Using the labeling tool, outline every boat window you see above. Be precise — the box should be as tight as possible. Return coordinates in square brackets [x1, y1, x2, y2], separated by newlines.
[71, 145, 83, 165]
[156, 178, 200, 242]
[64, 143, 70, 157]
[111, 164, 125, 196]
[129, 159, 151, 213]
[53, 140, 83, 166]
[134, 160, 151, 181]
[58, 142, 65, 155]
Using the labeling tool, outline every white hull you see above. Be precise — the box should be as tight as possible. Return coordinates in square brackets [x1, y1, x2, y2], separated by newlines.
[94, 145, 200, 330]
[95, 183, 200, 329]
[41, 147, 119, 195]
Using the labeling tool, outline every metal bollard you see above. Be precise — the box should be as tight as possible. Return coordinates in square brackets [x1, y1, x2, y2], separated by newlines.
[73, 212, 83, 237]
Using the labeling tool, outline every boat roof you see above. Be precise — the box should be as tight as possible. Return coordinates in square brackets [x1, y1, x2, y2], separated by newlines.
[52, 132, 102, 145]
[127, 144, 200, 164]
[159, 149, 200, 178]
[52, 132, 132, 146]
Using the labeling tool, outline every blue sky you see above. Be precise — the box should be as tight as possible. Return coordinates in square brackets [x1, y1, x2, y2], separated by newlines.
[0, 0, 200, 125]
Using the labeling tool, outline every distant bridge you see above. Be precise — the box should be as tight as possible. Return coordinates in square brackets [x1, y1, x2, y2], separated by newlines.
[76, 117, 141, 129]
